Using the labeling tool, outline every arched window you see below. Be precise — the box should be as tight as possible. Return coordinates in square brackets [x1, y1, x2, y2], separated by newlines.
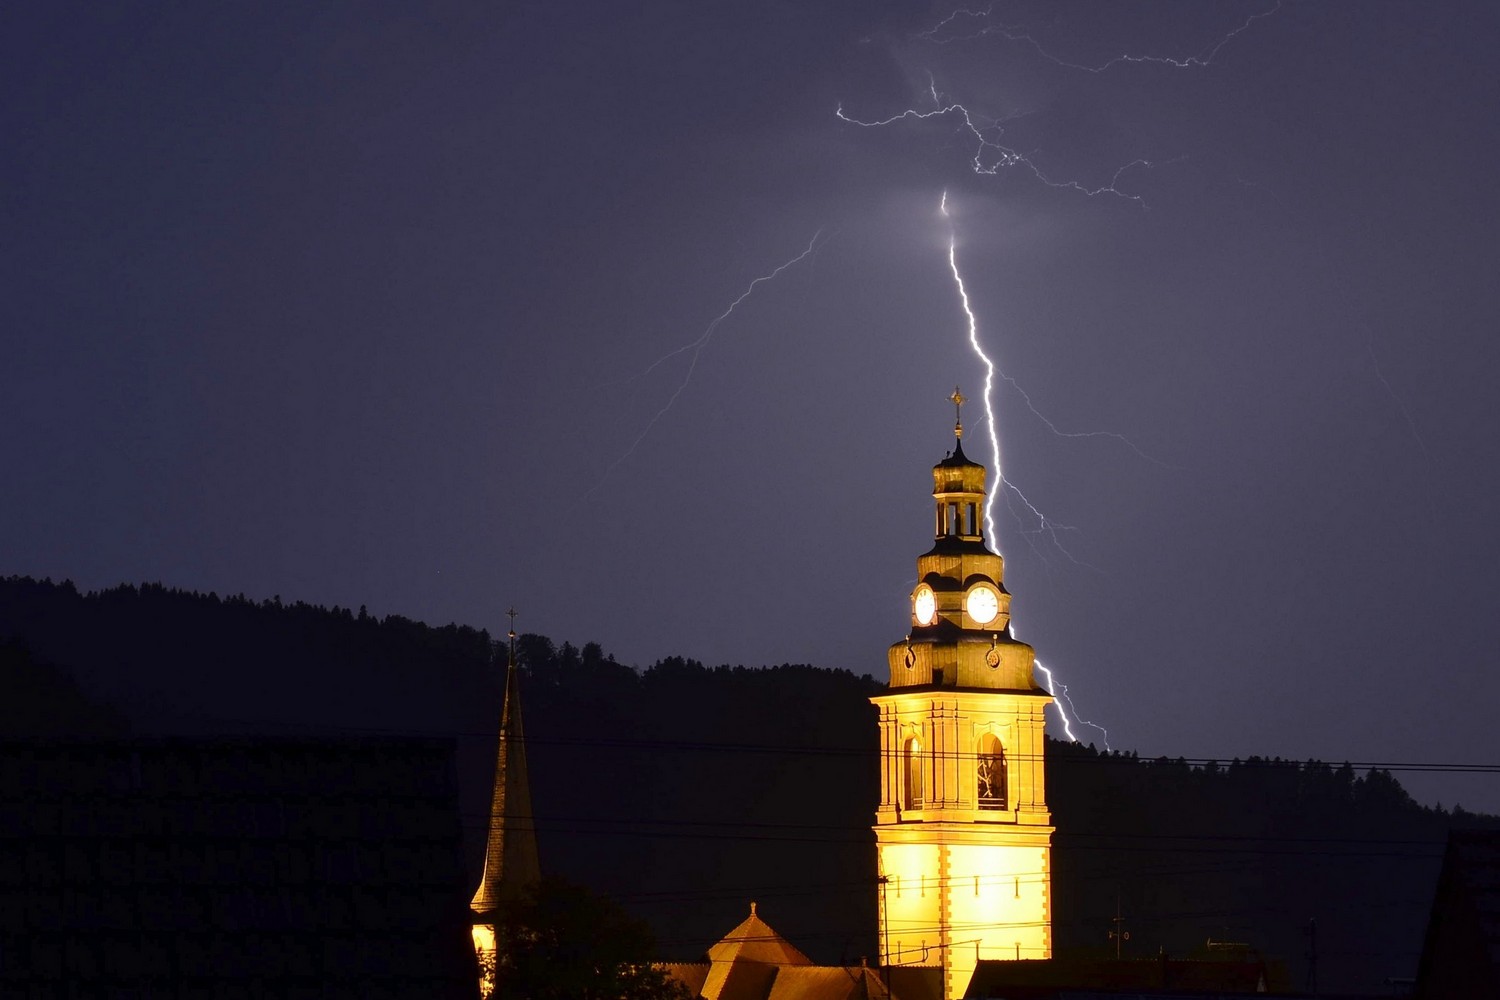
[977, 733, 1006, 810]
[904, 736, 924, 810]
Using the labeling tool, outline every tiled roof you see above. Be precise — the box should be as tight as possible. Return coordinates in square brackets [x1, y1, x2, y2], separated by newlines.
[668, 903, 907, 1000]
[668, 961, 900, 1000]
[706, 903, 813, 967]
[767, 964, 892, 999]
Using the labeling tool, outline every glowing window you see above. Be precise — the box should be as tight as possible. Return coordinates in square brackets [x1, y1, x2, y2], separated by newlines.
[977, 733, 1006, 810]
[904, 736, 924, 810]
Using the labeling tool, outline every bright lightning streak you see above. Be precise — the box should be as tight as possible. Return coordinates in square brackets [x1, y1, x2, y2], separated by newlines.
[861, 6, 1278, 750]
[840, 4, 1281, 203]
[839, 103, 1156, 205]
[940, 191, 1108, 742]
[940, 190, 1002, 536]
[588, 232, 827, 495]
[920, 2, 1282, 73]
[1035, 659, 1110, 749]
[938, 192, 1134, 568]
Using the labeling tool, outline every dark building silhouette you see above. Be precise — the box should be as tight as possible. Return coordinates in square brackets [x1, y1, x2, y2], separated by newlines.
[962, 954, 1285, 997]
[1415, 829, 1500, 998]
[0, 738, 474, 997]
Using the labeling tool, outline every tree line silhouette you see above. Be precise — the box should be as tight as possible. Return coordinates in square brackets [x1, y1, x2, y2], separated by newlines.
[0, 575, 1492, 992]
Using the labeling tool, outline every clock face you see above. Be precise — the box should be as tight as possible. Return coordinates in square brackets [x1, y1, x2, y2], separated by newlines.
[913, 585, 936, 626]
[966, 585, 999, 626]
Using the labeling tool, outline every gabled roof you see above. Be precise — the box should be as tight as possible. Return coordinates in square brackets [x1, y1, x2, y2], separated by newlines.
[706, 902, 813, 967]
[665, 902, 914, 1000]
[767, 964, 892, 999]
[706, 959, 779, 1000]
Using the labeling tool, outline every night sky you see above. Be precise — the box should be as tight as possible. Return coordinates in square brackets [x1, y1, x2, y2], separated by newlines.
[5, 2, 1499, 812]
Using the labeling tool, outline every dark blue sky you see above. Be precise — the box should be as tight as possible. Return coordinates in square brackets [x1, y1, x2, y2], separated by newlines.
[5, 1, 1499, 811]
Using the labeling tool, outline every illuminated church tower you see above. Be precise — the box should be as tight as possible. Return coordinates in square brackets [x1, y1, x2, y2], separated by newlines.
[470, 613, 541, 995]
[873, 391, 1053, 999]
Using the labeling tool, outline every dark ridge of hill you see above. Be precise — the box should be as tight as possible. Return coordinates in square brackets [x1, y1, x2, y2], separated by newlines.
[510, 633, 886, 967]
[0, 576, 495, 736]
[0, 638, 130, 737]
[1, 575, 1493, 993]
[1045, 740, 1499, 992]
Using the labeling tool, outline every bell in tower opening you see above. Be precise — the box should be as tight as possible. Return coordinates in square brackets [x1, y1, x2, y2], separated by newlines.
[872, 389, 1054, 1000]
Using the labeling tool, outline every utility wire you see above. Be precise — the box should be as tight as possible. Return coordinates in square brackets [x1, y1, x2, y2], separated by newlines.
[163, 713, 1500, 776]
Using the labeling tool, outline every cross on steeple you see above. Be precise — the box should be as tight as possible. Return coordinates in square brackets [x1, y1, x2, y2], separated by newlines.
[950, 386, 966, 439]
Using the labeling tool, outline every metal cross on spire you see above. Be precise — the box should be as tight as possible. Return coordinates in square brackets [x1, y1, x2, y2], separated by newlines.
[950, 386, 966, 439]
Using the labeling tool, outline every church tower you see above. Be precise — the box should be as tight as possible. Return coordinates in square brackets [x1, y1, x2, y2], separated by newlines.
[873, 391, 1053, 999]
[471, 613, 541, 996]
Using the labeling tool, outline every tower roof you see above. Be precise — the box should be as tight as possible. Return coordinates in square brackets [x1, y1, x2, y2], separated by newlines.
[933, 432, 987, 502]
[939, 386, 982, 471]
[470, 628, 541, 916]
[706, 902, 813, 967]
[935, 437, 981, 469]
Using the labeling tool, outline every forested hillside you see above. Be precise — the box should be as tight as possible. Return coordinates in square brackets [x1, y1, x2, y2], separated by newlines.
[1, 576, 1491, 992]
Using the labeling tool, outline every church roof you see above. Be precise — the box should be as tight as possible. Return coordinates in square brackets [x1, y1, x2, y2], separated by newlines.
[705, 902, 813, 966]
[705, 959, 779, 1000]
[664, 903, 919, 1000]
[667, 960, 903, 1000]
[766, 965, 893, 999]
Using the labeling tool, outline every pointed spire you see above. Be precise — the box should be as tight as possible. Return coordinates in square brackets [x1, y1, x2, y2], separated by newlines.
[471, 609, 541, 916]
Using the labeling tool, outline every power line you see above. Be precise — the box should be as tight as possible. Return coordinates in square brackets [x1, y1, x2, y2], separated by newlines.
[458, 809, 1458, 852]
[168, 713, 1500, 777]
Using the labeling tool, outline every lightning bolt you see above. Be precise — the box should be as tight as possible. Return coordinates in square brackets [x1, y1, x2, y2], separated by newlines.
[940, 191, 1113, 742]
[1035, 658, 1110, 749]
[941, 190, 1003, 536]
[840, 4, 1280, 203]
[588, 231, 827, 496]
[940, 191, 1143, 568]
[920, 2, 1282, 73]
[839, 102, 1157, 205]
[857, 5, 1281, 748]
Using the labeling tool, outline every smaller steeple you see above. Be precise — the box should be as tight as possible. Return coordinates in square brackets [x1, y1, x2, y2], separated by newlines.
[933, 388, 987, 542]
[471, 609, 541, 917]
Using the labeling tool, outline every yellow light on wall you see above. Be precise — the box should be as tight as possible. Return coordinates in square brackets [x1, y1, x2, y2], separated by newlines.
[875, 419, 1055, 999]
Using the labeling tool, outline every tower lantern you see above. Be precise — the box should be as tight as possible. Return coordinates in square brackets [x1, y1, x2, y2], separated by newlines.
[934, 386, 989, 545]
[873, 392, 1054, 999]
